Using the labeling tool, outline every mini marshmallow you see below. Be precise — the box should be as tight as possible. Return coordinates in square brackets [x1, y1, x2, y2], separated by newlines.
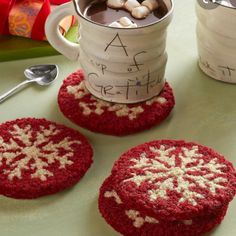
[124, 0, 141, 12]
[109, 17, 138, 28]
[142, 0, 159, 11]
[119, 17, 133, 26]
[127, 23, 138, 28]
[107, 0, 125, 8]
[132, 6, 150, 19]
[109, 21, 123, 27]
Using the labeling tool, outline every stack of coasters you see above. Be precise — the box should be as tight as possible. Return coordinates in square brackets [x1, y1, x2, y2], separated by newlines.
[58, 70, 175, 136]
[99, 140, 236, 236]
[0, 118, 93, 199]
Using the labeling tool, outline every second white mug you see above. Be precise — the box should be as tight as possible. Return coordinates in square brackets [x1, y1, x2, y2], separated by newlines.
[196, 0, 236, 83]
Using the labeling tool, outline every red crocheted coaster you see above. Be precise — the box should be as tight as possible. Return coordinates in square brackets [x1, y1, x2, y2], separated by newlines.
[58, 70, 175, 136]
[111, 140, 236, 220]
[99, 175, 228, 236]
[0, 118, 93, 199]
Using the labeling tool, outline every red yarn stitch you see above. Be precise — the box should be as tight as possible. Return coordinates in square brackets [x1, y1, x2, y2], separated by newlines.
[58, 70, 175, 136]
[111, 140, 236, 221]
[99, 175, 229, 236]
[0, 118, 93, 199]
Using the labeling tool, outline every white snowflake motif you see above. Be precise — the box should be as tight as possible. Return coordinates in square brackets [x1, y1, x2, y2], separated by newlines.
[104, 190, 159, 228]
[0, 124, 81, 181]
[104, 190, 194, 227]
[125, 210, 159, 228]
[66, 81, 167, 120]
[123, 145, 228, 206]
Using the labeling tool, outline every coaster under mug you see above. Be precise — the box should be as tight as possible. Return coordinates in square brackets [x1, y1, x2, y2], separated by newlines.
[58, 70, 175, 136]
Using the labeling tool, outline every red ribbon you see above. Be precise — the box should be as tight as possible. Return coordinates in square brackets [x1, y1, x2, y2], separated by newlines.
[0, 0, 70, 40]
[50, 0, 70, 4]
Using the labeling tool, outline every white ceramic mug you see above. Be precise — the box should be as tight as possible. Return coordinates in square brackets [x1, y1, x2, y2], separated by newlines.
[196, 0, 236, 83]
[45, 0, 174, 103]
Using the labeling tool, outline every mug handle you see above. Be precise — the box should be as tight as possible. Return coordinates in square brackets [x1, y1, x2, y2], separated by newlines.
[45, 1, 80, 61]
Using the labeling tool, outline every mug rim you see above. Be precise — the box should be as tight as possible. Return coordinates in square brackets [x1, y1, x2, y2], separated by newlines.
[72, 0, 174, 30]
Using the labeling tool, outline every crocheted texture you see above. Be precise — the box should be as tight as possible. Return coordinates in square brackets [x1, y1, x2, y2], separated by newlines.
[111, 140, 236, 220]
[99, 175, 228, 236]
[58, 70, 175, 136]
[0, 118, 93, 199]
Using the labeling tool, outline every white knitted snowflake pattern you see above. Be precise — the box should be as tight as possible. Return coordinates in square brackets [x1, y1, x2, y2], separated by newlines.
[124, 145, 228, 206]
[104, 189, 193, 227]
[66, 81, 167, 120]
[104, 190, 159, 228]
[0, 124, 81, 181]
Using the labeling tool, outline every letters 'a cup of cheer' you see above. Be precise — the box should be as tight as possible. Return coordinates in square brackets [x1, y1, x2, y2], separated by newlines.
[196, 0, 236, 83]
[46, 0, 174, 103]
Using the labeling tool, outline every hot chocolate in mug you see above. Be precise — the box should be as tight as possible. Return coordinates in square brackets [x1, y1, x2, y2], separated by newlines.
[45, 0, 174, 103]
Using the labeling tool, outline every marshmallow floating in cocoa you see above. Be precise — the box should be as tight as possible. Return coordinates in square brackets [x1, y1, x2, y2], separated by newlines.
[106, 0, 160, 19]
[109, 16, 138, 28]
[107, 0, 125, 8]
[142, 0, 159, 11]
[132, 6, 150, 19]
[124, 0, 141, 12]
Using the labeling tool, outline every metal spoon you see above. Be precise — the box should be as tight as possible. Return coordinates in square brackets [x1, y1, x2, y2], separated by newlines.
[0, 64, 58, 103]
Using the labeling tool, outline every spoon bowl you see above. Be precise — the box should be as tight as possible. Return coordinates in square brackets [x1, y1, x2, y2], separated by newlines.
[0, 64, 59, 103]
[24, 64, 58, 86]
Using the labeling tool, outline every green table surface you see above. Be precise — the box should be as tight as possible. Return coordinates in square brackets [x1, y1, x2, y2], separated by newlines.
[0, 0, 235, 235]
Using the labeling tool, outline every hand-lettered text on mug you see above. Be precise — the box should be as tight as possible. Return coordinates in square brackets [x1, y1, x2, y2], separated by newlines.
[200, 57, 236, 82]
[86, 33, 164, 101]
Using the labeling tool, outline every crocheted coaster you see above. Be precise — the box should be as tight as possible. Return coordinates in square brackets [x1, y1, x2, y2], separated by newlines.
[0, 118, 93, 199]
[99, 175, 228, 236]
[58, 70, 175, 136]
[111, 140, 236, 220]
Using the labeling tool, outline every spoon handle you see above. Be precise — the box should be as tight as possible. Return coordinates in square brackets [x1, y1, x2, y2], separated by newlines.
[0, 80, 31, 104]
